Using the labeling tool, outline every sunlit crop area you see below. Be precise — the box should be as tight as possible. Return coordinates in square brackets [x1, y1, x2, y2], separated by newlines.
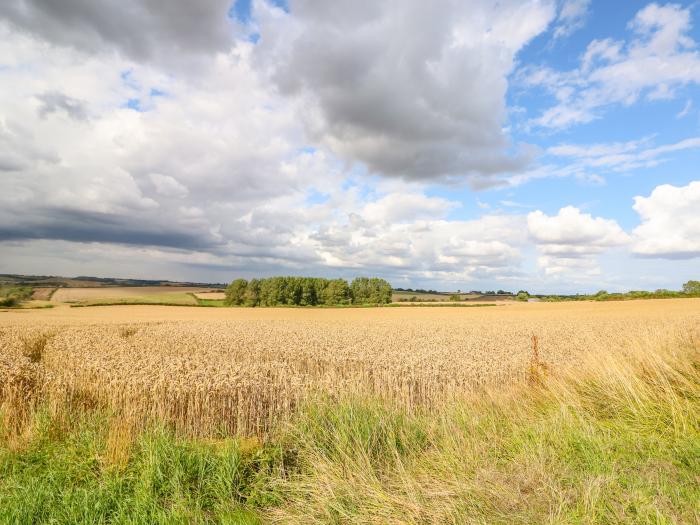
[1, 300, 699, 523]
[2, 299, 699, 436]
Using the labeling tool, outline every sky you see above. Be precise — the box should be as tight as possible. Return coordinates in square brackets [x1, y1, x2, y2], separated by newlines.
[1, 0, 699, 293]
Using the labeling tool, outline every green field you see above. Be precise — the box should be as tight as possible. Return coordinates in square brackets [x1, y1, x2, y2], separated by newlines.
[72, 292, 201, 307]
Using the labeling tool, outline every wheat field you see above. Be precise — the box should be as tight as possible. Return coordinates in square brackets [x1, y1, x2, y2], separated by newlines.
[1, 299, 699, 436]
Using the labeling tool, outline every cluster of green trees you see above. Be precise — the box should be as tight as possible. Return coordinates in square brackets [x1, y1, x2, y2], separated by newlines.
[683, 280, 700, 294]
[224, 276, 392, 307]
[394, 287, 440, 294]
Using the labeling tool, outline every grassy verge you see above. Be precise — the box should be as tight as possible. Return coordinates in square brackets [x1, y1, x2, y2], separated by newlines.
[0, 286, 34, 308]
[70, 302, 218, 308]
[0, 303, 54, 310]
[384, 302, 499, 308]
[68, 293, 202, 307]
[1, 339, 698, 524]
[196, 299, 228, 307]
[68, 301, 497, 309]
[232, 302, 499, 308]
[0, 412, 270, 524]
[20, 302, 54, 309]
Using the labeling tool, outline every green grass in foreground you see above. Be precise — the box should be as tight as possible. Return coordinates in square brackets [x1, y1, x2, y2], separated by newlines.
[1, 344, 699, 524]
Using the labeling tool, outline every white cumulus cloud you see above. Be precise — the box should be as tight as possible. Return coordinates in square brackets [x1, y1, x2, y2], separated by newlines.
[528, 206, 630, 276]
[553, 0, 590, 39]
[525, 3, 700, 129]
[633, 181, 700, 258]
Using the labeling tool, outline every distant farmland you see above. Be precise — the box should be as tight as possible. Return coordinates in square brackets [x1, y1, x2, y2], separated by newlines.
[392, 290, 512, 302]
[51, 286, 216, 305]
[47, 286, 504, 306]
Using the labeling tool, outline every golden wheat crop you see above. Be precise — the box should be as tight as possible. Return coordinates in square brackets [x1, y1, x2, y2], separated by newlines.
[1, 299, 699, 437]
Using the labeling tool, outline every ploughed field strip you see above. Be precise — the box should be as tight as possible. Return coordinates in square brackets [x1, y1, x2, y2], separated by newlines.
[1, 300, 699, 436]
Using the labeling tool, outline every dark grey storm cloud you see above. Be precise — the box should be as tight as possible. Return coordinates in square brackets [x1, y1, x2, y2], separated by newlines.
[0, 0, 234, 64]
[0, 208, 221, 250]
[255, 0, 554, 184]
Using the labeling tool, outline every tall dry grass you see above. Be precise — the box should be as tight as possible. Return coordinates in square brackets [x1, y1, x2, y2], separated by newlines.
[268, 329, 700, 524]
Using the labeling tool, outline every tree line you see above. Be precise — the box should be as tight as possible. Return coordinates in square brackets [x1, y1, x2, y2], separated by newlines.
[529, 280, 700, 302]
[224, 276, 393, 307]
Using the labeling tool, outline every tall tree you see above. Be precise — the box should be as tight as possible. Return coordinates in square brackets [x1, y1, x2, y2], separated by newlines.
[351, 277, 392, 304]
[244, 279, 261, 307]
[323, 279, 351, 305]
[682, 280, 700, 294]
[224, 279, 248, 306]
